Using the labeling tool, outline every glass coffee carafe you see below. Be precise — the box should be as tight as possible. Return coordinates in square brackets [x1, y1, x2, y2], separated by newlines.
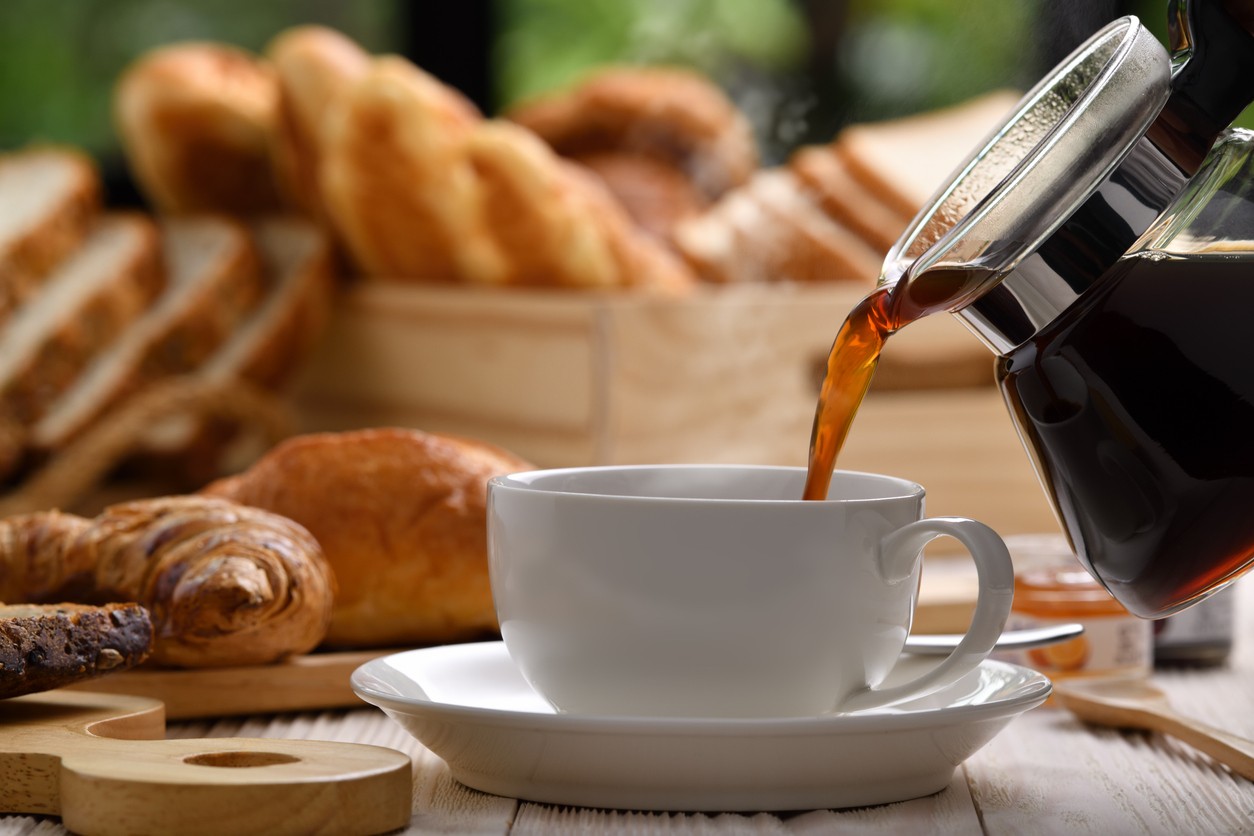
[867, 1, 1254, 618]
[998, 131, 1254, 619]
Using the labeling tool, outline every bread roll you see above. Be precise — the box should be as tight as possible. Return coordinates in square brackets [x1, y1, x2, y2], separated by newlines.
[318, 56, 502, 282]
[114, 42, 282, 214]
[467, 120, 696, 293]
[203, 428, 532, 648]
[508, 65, 759, 200]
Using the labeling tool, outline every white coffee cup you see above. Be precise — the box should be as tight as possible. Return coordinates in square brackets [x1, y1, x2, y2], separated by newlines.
[487, 465, 1014, 718]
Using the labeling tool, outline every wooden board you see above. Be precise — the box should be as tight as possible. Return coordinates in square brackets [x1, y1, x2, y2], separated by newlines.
[0, 689, 411, 835]
[62, 649, 391, 720]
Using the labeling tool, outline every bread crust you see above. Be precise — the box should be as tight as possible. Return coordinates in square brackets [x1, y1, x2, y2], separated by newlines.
[203, 428, 532, 648]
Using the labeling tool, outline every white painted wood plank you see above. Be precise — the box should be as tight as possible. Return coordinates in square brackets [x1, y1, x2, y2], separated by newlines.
[509, 774, 980, 835]
[967, 579, 1254, 836]
[2, 582, 1249, 836]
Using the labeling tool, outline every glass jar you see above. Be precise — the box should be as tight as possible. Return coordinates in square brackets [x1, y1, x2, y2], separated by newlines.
[996, 535, 1152, 692]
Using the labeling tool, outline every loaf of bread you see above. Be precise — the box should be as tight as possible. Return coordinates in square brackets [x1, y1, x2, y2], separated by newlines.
[834, 90, 1021, 218]
[0, 496, 334, 667]
[204, 428, 531, 648]
[0, 602, 152, 698]
[789, 144, 915, 253]
[673, 168, 882, 284]
[672, 91, 1022, 285]
[114, 42, 283, 214]
[128, 216, 336, 485]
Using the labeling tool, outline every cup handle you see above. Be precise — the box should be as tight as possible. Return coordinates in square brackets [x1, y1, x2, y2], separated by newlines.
[841, 517, 1015, 713]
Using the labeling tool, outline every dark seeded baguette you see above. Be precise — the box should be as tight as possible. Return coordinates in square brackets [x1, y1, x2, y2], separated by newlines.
[0, 602, 153, 698]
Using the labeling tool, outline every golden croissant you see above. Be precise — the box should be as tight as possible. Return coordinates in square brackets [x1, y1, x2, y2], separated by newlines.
[0, 495, 335, 667]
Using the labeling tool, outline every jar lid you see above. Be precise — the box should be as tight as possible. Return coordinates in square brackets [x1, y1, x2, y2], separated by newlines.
[1015, 566, 1133, 617]
[883, 16, 1171, 351]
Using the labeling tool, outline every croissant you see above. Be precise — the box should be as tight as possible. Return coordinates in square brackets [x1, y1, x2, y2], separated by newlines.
[0, 496, 334, 667]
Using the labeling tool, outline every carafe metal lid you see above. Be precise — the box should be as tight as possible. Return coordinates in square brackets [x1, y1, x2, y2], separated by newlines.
[885, 16, 1173, 352]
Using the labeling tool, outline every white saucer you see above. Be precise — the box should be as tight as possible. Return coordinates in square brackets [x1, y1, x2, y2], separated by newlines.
[351, 641, 1050, 812]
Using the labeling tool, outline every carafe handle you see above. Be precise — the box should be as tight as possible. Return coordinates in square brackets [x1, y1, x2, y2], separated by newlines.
[1158, 0, 1254, 172]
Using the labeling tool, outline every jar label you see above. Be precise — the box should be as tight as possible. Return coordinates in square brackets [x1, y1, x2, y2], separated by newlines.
[996, 612, 1152, 678]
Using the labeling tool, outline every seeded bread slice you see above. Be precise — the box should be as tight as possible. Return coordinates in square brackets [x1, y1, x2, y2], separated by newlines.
[30, 216, 265, 452]
[0, 602, 153, 698]
[0, 214, 164, 426]
[201, 216, 335, 387]
[833, 90, 1021, 218]
[127, 217, 336, 484]
[673, 169, 881, 284]
[0, 148, 102, 327]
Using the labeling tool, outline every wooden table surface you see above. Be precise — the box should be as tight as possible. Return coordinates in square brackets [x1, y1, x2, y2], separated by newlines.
[3, 581, 1252, 835]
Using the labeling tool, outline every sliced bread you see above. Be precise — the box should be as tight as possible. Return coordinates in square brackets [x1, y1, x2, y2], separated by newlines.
[122, 217, 335, 484]
[834, 90, 1021, 217]
[30, 217, 264, 452]
[200, 216, 335, 386]
[0, 602, 153, 698]
[0, 214, 164, 426]
[673, 169, 881, 284]
[789, 144, 914, 254]
[0, 148, 102, 325]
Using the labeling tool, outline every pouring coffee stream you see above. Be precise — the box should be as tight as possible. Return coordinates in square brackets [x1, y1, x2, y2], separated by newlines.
[804, 1, 1254, 618]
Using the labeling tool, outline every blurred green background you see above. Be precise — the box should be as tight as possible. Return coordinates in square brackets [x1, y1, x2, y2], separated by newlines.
[0, 0, 1243, 200]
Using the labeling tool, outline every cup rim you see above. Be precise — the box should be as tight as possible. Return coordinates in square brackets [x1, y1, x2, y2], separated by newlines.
[488, 464, 925, 504]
